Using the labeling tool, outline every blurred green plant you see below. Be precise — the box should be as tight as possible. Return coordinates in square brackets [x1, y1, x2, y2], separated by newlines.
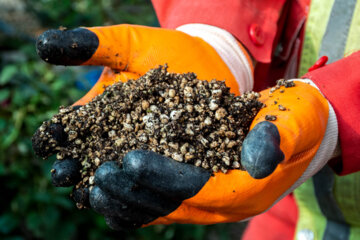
[0, 0, 246, 239]
[27, 0, 159, 28]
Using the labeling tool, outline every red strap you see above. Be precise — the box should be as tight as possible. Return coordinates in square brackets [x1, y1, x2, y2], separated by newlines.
[308, 56, 328, 72]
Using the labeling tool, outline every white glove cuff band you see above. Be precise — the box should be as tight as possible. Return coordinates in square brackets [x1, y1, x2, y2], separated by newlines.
[177, 24, 254, 93]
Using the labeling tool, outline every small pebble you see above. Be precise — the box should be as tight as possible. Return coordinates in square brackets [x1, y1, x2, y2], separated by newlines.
[278, 105, 286, 111]
[209, 100, 219, 111]
[215, 108, 227, 120]
[141, 100, 150, 110]
[169, 89, 176, 98]
[204, 117, 212, 126]
[265, 115, 277, 121]
[172, 153, 183, 162]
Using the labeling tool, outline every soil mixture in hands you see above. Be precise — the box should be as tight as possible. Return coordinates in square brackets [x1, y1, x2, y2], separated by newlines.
[32, 65, 264, 203]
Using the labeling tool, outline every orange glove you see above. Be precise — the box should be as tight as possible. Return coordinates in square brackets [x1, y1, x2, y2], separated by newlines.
[143, 80, 337, 225]
[35, 24, 338, 230]
[36, 24, 254, 106]
[38, 79, 337, 230]
[77, 80, 337, 231]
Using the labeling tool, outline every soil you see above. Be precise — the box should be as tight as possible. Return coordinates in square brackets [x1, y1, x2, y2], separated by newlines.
[32, 65, 265, 203]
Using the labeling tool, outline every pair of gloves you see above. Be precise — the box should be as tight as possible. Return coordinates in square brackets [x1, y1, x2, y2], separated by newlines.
[34, 24, 336, 230]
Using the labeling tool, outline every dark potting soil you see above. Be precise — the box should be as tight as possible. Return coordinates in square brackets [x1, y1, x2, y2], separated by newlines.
[32, 65, 265, 205]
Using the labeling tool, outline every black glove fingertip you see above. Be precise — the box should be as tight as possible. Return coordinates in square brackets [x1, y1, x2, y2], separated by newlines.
[51, 158, 81, 187]
[241, 121, 284, 179]
[90, 186, 116, 216]
[48, 123, 67, 145]
[72, 187, 90, 208]
[89, 186, 156, 223]
[36, 28, 98, 65]
[123, 150, 210, 199]
[32, 123, 67, 158]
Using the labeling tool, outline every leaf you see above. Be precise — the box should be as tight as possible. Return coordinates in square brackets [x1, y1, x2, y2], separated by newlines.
[26, 212, 42, 236]
[164, 227, 175, 239]
[0, 213, 19, 234]
[0, 164, 5, 176]
[0, 65, 17, 85]
[3, 236, 25, 240]
[0, 89, 10, 102]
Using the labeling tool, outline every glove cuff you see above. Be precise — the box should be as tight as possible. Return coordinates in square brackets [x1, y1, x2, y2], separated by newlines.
[275, 79, 338, 202]
[177, 23, 254, 93]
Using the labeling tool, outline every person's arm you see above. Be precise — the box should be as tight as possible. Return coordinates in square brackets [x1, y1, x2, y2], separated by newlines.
[304, 51, 360, 175]
[151, 0, 286, 63]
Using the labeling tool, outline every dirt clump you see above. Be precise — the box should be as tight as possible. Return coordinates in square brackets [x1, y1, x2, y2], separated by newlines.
[32, 65, 264, 202]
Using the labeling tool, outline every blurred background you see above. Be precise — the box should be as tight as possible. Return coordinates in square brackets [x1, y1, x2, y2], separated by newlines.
[0, 0, 247, 239]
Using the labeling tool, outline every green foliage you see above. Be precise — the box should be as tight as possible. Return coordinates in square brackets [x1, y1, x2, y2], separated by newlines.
[28, 0, 159, 28]
[0, 0, 246, 239]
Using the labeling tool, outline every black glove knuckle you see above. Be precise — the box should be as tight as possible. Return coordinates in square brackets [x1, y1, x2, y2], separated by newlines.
[123, 150, 148, 177]
[51, 158, 81, 187]
[72, 187, 90, 208]
[94, 161, 120, 185]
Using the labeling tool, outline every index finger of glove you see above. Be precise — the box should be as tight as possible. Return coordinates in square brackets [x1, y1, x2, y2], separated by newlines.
[122, 150, 211, 199]
[36, 25, 134, 69]
[36, 28, 99, 66]
[36, 24, 239, 96]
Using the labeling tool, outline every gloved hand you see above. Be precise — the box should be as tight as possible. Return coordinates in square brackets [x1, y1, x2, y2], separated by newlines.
[35, 24, 337, 231]
[36, 24, 253, 106]
[34, 23, 253, 171]
[88, 80, 335, 231]
[34, 23, 254, 229]
[42, 78, 336, 231]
